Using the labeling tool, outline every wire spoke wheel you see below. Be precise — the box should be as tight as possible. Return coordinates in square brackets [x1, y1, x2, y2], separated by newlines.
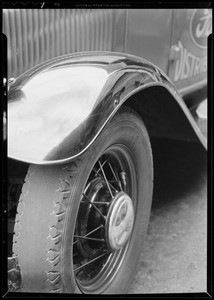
[73, 148, 136, 292]
[12, 107, 153, 294]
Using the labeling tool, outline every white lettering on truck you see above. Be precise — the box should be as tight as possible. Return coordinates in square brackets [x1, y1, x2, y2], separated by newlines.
[174, 41, 207, 82]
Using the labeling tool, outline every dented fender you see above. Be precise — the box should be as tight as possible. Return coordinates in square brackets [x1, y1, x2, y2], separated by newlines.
[8, 52, 206, 165]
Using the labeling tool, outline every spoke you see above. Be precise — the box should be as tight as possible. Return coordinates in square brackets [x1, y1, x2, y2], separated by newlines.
[96, 159, 109, 174]
[108, 163, 123, 191]
[98, 161, 114, 198]
[74, 251, 110, 272]
[93, 168, 118, 193]
[74, 247, 106, 277]
[82, 193, 106, 220]
[74, 235, 105, 243]
[73, 225, 103, 245]
[92, 201, 110, 205]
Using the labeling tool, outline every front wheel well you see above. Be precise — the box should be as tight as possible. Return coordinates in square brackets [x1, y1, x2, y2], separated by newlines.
[123, 85, 200, 143]
[122, 85, 206, 203]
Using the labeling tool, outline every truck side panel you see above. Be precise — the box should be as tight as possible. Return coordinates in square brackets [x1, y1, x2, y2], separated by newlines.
[124, 9, 173, 75]
[3, 9, 126, 79]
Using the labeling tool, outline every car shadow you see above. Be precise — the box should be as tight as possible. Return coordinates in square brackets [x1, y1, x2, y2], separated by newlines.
[150, 138, 207, 210]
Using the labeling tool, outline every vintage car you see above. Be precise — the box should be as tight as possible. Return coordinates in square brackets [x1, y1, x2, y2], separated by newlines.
[3, 7, 211, 294]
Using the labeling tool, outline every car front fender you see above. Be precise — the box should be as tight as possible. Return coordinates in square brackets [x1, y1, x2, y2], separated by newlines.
[8, 51, 206, 165]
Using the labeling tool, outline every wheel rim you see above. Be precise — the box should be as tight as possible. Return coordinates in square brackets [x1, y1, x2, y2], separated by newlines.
[72, 144, 138, 293]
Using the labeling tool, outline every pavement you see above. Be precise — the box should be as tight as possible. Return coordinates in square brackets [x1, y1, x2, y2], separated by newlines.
[128, 138, 208, 294]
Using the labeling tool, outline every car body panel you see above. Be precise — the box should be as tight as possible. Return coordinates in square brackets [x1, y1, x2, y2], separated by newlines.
[3, 8, 211, 102]
[125, 9, 173, 75]
[3, 8, 211, 165]
[8, 52, 207, 165]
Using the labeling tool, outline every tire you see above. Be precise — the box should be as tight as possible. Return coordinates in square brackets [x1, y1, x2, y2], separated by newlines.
[13, 107, 153, 294]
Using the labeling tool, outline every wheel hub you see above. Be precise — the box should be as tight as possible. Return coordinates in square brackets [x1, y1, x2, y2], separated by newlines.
[105, 192, 134, 250]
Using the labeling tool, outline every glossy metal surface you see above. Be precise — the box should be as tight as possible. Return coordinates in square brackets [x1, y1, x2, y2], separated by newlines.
[8, 52, 206, 165]
[106, 192, 134, 250]
[8, 64, 109, 161]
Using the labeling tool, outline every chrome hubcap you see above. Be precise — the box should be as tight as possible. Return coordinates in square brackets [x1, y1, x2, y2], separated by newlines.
[106, 192, 134, 250]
